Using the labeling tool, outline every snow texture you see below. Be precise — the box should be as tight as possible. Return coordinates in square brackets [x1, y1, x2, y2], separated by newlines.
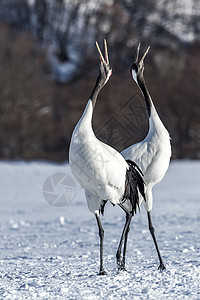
[0, 160, 200, 299]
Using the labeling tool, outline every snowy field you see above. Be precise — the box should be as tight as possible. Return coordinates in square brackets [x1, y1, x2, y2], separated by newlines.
[0, 160, 200, 299]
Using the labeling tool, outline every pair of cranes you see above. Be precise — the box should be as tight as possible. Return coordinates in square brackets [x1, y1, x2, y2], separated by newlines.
[69, 40, 171, 275]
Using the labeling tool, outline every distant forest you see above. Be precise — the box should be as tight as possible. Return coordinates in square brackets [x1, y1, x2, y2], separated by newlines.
[0, 0, 200, 161]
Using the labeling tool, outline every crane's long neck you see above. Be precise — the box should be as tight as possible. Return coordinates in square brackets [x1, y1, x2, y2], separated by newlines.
[90, 74, 104, 109]
[74, 74, 104, 134]
[136, 75, 169, 140]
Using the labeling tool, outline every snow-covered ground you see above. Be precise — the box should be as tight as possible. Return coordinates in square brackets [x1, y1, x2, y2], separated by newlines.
[0, 160, 199, 299]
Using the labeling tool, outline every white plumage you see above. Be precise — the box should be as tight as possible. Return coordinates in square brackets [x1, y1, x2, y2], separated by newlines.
[121, 43, 171, 270]
[69, 40, 145, 275]
[122, 97, 171, 211]
[69, 99, 128, 213]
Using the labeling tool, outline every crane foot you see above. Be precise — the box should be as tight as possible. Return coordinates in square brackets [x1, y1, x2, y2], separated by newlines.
[118, 263, 127, 272]
[158, 263, 166, 271]
[99, 269, 107, 275]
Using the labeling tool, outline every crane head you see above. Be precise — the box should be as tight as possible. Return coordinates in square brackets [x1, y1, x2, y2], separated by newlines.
[130, 43, 150, 83]
[95, 39, 112, 86]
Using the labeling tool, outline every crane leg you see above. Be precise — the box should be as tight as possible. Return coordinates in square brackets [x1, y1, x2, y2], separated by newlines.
[122, 221, 131, 270]
[116, 204, 133, 271]
[147, 211, 166, 270]
[95, 213, 107, 275]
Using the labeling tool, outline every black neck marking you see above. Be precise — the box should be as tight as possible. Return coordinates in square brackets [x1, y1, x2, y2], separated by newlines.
[137, 77, 151, 117]
[90, 73, 105, 109]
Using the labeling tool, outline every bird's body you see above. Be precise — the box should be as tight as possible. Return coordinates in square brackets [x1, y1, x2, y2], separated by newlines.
[121, 44, 171, 270]
[122, 100, 171, 211]
[69, 98, 128, 212]
[69, 40, 145, 274]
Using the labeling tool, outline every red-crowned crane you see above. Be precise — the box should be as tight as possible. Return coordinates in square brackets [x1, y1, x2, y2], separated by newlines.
[121, 44, 171, 270]
[69, 40, 145, 275]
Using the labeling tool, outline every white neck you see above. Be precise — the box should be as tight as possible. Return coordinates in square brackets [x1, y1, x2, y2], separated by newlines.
[145, 105, 169, 142]
[71, 99, 94, 141]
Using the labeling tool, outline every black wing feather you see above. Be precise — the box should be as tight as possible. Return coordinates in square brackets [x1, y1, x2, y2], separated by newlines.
[123, 160, 146, 214]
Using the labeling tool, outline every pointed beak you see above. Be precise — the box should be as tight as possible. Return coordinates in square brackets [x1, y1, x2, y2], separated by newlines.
[95, 39, 109, 65]
[139, 46, 150, 64]
[104, 39, 109, 64]
[134, 42, 141, 63]
[95, 41, 106, 64]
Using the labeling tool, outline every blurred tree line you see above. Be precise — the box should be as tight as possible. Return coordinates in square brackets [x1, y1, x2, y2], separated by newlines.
[0, 0, 200, 161]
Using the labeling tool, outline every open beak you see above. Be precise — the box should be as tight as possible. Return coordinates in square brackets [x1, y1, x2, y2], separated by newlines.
[95, 39, 109, 65]
[134, 42, 150, 64]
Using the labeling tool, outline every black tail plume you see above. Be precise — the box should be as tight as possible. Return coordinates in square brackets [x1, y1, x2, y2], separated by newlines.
[123, 160, 146, 214]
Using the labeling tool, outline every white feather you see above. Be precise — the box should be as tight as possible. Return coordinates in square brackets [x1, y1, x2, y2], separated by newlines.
[121, 96, 171, 211]
[131, 69, 137, 82]
[69, 99, 128, 212]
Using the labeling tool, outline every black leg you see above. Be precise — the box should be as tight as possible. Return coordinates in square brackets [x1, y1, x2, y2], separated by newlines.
[95, 213, 107, 275]
[147, 211, 165, 270]
[121, 220, 131, 270]
[116, 204, 133, 271]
